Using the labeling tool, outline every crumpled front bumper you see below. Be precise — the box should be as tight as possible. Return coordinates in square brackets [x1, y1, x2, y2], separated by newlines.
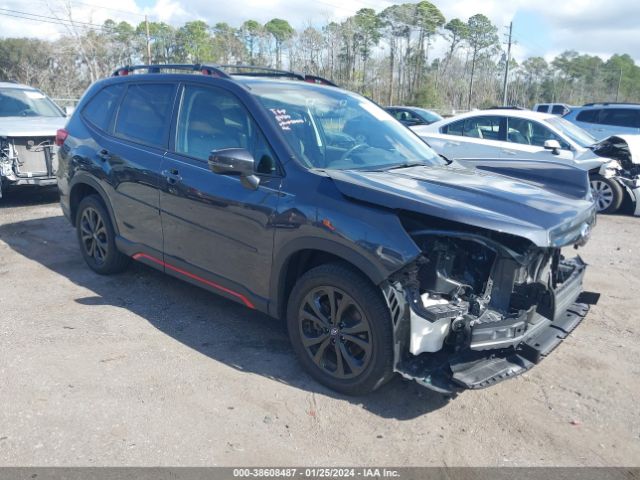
[391, 257, 590, 395]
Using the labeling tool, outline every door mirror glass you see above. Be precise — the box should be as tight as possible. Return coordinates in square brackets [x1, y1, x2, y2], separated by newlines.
[209, 148, 260, 189]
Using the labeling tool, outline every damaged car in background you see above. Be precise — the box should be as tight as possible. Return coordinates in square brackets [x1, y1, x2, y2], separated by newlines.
[411, 109, 640, 214]
[0, 82, 67, 198]
[58, 67, 597, 396]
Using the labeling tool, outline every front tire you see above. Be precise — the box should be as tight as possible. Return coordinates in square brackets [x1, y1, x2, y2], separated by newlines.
[590, 175, 623, 214]
[76, 195, 130, 274]
[286, 263, 394, 395]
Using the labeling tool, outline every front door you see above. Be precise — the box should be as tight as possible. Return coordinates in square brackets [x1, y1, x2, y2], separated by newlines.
[159, 83, 282, 310]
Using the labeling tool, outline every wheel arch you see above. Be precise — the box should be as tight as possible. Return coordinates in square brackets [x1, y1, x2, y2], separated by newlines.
[69, 175, 118, 233]
[270, 238, 391, 320]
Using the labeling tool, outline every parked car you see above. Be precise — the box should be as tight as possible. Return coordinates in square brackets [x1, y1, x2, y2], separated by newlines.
[412, 109, 640, 213]
[563, 103, 640, 140]
[58, 64, 595, 396]
[385, 106, 443, 127]
[0, 81, 67, 197]
[533, 103, 572, 116]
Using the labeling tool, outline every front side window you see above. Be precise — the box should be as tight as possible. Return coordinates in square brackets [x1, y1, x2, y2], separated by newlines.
[0, 88, 64, 117]
[246, 81, 443, 171]
[82, 84, 125, 132]
[114, 83, 175, 148]
[507, 117, 570, 149]
[398, 110, 422, 123]
[175, 85, 278, 174]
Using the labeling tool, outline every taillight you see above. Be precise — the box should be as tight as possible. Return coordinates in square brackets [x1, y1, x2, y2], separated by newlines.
[55, 128, 68, 146]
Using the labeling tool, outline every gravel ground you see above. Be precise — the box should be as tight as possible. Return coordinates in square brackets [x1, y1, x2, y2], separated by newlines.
[0, 187, 639, 467]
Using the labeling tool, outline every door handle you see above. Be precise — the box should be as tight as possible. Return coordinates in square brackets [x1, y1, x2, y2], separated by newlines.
[162, 169, 182, 185]
[500, 149, 517, 155]
[445, 141, 460, 147]
[98, 149, 111, 161]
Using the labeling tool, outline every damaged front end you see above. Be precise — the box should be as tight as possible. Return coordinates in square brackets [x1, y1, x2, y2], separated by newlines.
[0, 136, 58, 197]
[591, 135, 640, 215]
[383, 214, 592, 395]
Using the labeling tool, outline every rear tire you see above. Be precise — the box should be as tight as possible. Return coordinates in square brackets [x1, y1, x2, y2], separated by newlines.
[590, 175, 623, 214]
[76, 195, 130, 274]
[286, 263, 394, 395]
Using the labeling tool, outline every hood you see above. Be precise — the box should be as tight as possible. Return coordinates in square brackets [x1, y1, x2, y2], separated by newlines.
[590, 135, 640, 168]
[0, 116, 66, 137]
[327, 165, 596, 248]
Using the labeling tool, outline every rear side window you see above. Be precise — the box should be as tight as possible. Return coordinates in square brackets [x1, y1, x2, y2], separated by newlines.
[576, 109, 599, 123]
[114, 84, 175, 147]
[462, 116, 503, 140]
[536, 105, 548, 113]
[599, 108, 640, 128]
[82, 84, 125, 131]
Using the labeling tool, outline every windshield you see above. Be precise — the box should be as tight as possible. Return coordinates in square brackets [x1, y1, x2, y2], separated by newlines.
[546, 116, 595, 148]
[0, 88, 64, 118]
[247, 81, 444, 171]
[413, 108, 443, 124]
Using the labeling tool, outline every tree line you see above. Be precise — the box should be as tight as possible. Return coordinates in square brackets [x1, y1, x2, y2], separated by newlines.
[1, 1, 639, 111]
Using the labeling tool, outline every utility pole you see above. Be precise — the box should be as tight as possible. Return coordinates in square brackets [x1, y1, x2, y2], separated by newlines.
[145, 15, 152, 65]
[616, 67, 623, 102]
[502, 21, 513, 106]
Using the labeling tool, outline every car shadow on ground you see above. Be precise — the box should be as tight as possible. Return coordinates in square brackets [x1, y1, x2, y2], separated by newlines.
[0, 186, 59, 207]
[0, 214, 451, 419]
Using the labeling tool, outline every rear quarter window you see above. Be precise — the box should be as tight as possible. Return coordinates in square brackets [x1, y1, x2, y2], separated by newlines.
[114, 83, 176, 148]
[81, 84, 125, 131]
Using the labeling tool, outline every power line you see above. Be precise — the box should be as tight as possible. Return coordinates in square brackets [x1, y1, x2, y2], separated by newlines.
[0, 7, 117, 31]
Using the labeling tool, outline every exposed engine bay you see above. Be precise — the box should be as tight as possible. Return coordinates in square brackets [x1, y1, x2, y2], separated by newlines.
[0, 136, 58, 197]
[383, 213, 591, 394]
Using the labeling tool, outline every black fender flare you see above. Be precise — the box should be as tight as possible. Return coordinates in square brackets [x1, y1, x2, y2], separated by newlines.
[68, 173, 119, 234]
[269, 237, 394, 318]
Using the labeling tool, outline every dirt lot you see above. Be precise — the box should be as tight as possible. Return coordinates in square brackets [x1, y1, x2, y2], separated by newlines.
[0, 187, 639, 467]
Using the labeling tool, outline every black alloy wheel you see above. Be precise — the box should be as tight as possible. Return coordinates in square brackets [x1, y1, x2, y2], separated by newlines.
[298, 286, 373, 379]
[287, 263, 394, 395]
[75, 195, 130, 274]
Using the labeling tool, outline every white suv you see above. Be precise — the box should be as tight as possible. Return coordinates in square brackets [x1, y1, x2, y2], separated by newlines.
[563, 103, 640, 140]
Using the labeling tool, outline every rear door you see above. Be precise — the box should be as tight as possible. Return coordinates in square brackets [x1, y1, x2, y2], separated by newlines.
[430, 115, 506, 160]
[105, 82, 177, 254]
[159, 83, 281, 310]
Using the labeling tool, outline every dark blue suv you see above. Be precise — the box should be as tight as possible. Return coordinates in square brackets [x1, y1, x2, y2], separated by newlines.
[57, 64, 596, 395]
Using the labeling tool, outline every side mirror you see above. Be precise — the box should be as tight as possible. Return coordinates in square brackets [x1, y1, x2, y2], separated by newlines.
[208, 148, 260, 190]
[64, 106, 75, 117]
[544, 139, 562, 155]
